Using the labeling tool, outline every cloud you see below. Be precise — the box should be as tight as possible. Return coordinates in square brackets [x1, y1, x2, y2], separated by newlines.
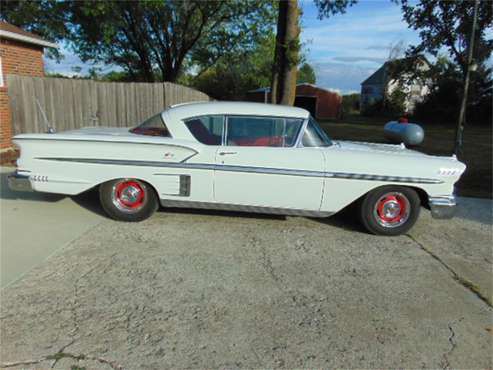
[366, 44, 393, 51]
[43, 44, 119, 76]
[332, 56, 386, 64]
[300, 1, 421, 92]
[313, 61, 379, 94]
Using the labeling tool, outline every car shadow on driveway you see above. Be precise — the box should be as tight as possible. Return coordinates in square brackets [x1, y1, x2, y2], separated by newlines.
[70, 189, 109, 218]
[160, 206, 287, 220]
[308, 206, 367, 234]
[72, 190, 365, 232]
[159, 205, 366, 234]
[0, 168, 368, 232]
[4, 168, 488, 228]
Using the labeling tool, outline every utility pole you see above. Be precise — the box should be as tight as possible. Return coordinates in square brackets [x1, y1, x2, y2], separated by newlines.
[454, 0, 479, 156]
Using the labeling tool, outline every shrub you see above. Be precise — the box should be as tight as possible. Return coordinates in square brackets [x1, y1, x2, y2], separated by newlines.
[361, 89, 406, 118]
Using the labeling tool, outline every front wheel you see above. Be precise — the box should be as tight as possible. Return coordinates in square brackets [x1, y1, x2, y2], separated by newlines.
[99, 179, 158, 222]
[359, 186, 420, 236]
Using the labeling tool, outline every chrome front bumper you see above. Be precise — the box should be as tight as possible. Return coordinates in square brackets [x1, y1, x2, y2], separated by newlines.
[429, 195, 456, 219]
[7, 172, 33, 192]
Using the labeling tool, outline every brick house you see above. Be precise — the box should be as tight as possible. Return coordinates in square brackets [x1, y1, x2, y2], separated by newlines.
[0, 21, 57, 157]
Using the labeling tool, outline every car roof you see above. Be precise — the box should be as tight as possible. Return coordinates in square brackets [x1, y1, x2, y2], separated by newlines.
[166, 101, 310, 120]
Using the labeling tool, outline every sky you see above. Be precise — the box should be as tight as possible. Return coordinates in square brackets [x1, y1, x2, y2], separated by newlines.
[44, 0, 422, 95]
[299, 0, 421, 94]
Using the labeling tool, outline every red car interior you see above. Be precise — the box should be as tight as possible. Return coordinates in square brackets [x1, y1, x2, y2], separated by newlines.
[233, 136, 283, 147]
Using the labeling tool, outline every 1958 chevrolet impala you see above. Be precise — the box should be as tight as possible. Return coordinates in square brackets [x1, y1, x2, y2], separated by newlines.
[8, 101, 465, 235]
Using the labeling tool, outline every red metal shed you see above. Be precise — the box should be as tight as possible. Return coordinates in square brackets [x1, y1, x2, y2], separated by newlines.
[246, 83, 342, 120]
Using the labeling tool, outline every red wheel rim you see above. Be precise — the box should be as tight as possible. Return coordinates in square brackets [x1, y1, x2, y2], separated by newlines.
[373, 192, 410, 228]
[113, 180, 145, 211]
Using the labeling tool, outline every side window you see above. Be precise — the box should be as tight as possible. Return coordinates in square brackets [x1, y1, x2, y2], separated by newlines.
[285, 118, 304, 147]
[184, 115, 224, 145]
[226, 116, 303, 147]
[302, 117, 332, 147]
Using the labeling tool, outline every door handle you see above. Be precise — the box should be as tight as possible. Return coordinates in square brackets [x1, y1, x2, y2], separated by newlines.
[219, 151, 237, 156]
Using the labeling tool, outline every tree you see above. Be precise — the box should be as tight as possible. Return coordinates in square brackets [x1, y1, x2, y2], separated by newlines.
[0, 0, 276, 82]
[268, 0, 350, 105]
[399, 0, 492, 154]
[412, 55, 492, 126]
[191, 31, 276, 100]
[297, 63, 316, 84]
[267, 0, 350, 105]
[0, 0, 69, 60]
[270, 0, 301, 105]
[341, 93, 360, 117]
[314, 0, 357, 19]
[387, 40, 406, 61]
[400, 0, 492, 78]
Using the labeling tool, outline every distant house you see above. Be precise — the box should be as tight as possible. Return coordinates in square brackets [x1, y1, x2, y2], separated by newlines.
[360, 56, 430, 113]
[0, 21, 57, 152]
[246, 83, 342, 120]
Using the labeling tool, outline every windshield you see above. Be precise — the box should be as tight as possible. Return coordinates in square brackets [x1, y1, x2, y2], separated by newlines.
[302, 116, 332, 147]
[130, 113, 170, 137]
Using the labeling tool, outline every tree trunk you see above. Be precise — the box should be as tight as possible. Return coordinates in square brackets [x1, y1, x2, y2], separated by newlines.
[270, 0, 300, 105]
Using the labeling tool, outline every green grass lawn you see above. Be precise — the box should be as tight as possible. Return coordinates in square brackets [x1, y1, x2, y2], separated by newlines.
[319, 115, 492, 199]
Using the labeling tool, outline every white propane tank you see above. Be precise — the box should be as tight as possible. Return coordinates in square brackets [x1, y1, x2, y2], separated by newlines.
[384, 121, 424, 146]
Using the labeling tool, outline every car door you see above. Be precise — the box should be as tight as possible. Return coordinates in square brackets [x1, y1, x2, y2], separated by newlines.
[214, 115, 325, 210]
[179, 115, 224, 203]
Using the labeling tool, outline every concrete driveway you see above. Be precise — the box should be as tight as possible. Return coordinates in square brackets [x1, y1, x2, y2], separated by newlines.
[0, 167, 104, 287]
[0, 166, 491, 369]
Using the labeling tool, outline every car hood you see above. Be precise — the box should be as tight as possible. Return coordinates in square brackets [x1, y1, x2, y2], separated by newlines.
[326, 140, 465, 182]
[334, 140, 427, 158]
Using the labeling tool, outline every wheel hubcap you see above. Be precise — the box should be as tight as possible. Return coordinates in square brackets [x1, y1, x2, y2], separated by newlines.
[112, 180, 146, 212]
[373, 192, 410, 228]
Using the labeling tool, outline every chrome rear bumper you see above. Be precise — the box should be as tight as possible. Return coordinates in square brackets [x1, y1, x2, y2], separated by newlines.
[7, 172, 33, 192]
[429, 195, 456, 219]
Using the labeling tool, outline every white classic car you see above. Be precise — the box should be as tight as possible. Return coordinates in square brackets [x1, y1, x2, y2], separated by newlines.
[8, 101, 465, 235]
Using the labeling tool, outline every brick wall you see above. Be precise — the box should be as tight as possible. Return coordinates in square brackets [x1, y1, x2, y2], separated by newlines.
[0, 87, 13, 149]
[0, 38, 44, 150]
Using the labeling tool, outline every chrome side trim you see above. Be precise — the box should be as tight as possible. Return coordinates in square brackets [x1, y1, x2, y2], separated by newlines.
[180, 152, 198, 163]
[15, 137, 198, 154]
[37, 157, 216, 171]
[330, 172, 442, 184]
[37, 157, 443, 184]
[217, 164, 325, 178]
[429, 195, 457, 219]
[160, 199, 333, 217]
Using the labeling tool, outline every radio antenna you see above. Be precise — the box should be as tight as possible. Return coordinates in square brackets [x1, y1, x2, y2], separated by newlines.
[35, 98, 56, 133]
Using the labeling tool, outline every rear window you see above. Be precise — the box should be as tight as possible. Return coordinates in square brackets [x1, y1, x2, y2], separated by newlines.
[184, 115, 224, 145]
[130, 113, 171, 137]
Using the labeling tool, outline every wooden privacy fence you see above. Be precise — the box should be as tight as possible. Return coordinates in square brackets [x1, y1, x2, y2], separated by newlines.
[7, 75, 210, 134]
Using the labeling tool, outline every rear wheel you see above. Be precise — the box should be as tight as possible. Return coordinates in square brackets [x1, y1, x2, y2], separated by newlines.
[359, 186, 420, 236]
[99, 179, 158, 221]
